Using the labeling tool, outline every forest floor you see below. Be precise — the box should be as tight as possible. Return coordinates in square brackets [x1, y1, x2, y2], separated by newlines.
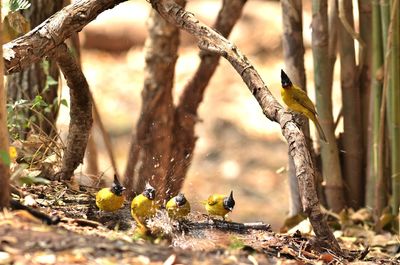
[1, 182, 399, 264]
[2, 1, 400, 264]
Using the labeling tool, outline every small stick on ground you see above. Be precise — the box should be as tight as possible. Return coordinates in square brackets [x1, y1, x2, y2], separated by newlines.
[10, 199, 61, 225]
[181, 219, 272, 233]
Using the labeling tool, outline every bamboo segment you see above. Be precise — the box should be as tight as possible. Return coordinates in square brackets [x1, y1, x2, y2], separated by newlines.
[367, 0, 383, 209]
[389, 0, 399, 216]
[311, 0, 344, 212]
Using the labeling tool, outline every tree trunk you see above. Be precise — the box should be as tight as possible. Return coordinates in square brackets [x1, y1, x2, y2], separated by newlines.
[69, 32, 99, 176]
[281, 0, 307, 216]
[166, 0, 247, 197]
[50, 44, 93, 180]
[124, 0, 186, 201]
[311, 0, 345, 212]
[338, 0, 363, 209]
[7, 0, 64, 139]
[0, 5, 10, 209]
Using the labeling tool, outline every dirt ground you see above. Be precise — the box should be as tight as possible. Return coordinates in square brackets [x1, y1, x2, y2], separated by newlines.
[1, 182, 399, 264]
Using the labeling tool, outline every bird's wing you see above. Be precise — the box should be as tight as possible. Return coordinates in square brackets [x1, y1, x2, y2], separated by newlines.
[207, 195, 219, 206]
[291, 86, 318, 115]
[131, 198, 138, 210]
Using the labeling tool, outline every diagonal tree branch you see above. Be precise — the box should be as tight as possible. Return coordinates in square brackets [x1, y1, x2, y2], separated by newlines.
[149, 0, 341, 254]
[3, 0, 126, 75]
[166, 0, 247, 197]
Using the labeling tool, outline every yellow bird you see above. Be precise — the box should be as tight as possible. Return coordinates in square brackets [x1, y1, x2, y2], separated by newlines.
[280, 70, 327, 142]
[131, 183, 158, 228]
[166, 193, 191, 220]
[96, 174, 126, 212]
[203, 191, 235, 219]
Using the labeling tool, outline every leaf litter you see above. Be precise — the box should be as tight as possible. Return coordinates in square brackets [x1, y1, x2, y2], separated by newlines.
[1, 181, 399, 264]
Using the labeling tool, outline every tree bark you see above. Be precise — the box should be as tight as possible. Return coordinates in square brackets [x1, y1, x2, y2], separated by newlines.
[338, 0, 363, 209]
[69, 31, 99, 176]
[124, 0, 185, 201]
[50, 44, 92, 180]
[312, 0, 345, 212]
[149, 0, 341, 254]
[3, 0, 126, 75]
[166, 0, 247, 197]
[0, 5, 10, 209]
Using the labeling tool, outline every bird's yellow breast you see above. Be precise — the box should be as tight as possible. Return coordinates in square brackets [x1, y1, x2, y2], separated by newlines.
[131, 194, 157, 220]
[96, 188, 125, 212]
[166, 199, 191, 219]
[204, 194, 229, 217]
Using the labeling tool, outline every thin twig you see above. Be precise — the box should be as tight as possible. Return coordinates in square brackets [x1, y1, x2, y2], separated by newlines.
[90, 93, 118, 176]
[10, 199, 61, 225]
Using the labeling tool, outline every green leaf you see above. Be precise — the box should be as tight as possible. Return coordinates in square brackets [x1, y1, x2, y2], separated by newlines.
[60, 99, 68, 107]
[9, 0, 31, 12]
[31, 95, 48, 109]
[19, 171, 50, 185]
[0, 149, 11, 166]
[41, 59, 50, 74]
[46, 75, 58, 86]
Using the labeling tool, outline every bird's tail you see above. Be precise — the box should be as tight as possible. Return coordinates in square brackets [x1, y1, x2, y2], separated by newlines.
[312, 116, 328, 143]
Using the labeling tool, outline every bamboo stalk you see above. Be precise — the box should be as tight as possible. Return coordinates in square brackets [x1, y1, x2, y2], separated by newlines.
[338, 0, 363, 209]
[367, 0, 383, 209]
[358, 0, 372, 207]
[389, 0, 399, 216]
[312, 0, 344, 212]
[376, 0, 399, 218]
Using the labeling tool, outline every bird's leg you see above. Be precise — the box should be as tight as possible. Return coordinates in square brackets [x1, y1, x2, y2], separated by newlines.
[133, 214, 146, 229]
[223, 215, 232, 222]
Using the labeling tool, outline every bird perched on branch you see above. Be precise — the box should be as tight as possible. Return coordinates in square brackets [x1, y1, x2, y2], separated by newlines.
[166, 193, 191, 220]
[202, 191, 235, 219]
[96, 174, 126, 212]
[131, 183, 158, 228]
[280, 69, 327, 142]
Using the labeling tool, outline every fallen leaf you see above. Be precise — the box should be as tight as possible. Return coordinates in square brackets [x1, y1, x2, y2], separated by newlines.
[163, 254, 176, 265]
[0, 251, 12, 264]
